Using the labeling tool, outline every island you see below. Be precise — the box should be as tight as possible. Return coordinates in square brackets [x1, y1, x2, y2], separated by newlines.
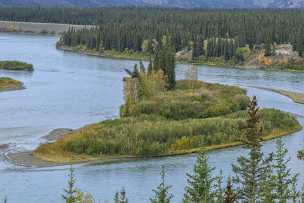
[0, 60, 33, 71]
[33, 67, 301, 164]
[0, 77, 24, 91]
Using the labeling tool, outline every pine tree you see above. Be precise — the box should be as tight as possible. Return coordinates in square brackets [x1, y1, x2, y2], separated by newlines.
[232, 96, 268, 203]
[139, 61, 146, 73]
[215, 171, 224, 203]
[114, 188, 128, 203]
[264, 41, 273, 57]
[183, 152, 217, 203]
[62, 166, 77, 203]
[260, 154, 275, 203]
[150, 166, 173, 203]
[224, 177, 236, 203]
[152, 37, 176, 90]
[290, 175, 300, 203]
[242, 96, 263, 148]
[148, 57, 153, 74]
[301, 184, 304, 203]
[272, 139, 297, 202]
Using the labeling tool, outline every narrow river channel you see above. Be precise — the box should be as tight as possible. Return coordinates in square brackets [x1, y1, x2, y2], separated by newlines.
[0, 33, 303, 203]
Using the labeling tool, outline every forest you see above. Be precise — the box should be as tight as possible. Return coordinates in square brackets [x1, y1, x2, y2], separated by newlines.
[55, 9, 304, 60]
[2, 7, 304, 68]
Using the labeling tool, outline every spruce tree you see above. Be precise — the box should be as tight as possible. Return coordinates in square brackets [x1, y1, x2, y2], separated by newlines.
[150, 166, 173, 203]
[260, 154, 275, 203]
[272, 139, 297, 202]
[232, 96, 268, 203]
[215, 171, 224, 203]
[62, 166, 77, 203]
[224, 177, 236, 203]
[290, 175, 300, 203]
[114, 188, 128, 203]
[264, 41, 273, 57]
[183, 152, 217, 203]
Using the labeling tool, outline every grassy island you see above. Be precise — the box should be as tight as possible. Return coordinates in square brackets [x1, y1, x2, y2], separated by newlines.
[34, 78, 301, 163]
[0, 77, 23, 91]
[34, 43, 301, 164]
[0, 60, 33, 71]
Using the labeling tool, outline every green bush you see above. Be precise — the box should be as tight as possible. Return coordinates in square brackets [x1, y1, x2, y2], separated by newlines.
[0, 60, 33, 71]
[63, 109, 299, 157]
[121, 80, 250, 120]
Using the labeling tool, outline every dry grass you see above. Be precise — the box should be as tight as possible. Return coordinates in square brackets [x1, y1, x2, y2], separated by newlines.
[0, 77, 23, 91]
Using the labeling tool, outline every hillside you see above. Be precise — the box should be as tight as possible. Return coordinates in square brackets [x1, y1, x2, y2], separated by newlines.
[0, 0, 303, 8]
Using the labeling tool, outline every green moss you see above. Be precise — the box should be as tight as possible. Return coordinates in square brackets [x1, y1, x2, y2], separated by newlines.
[0, 77, 23, 91]
[0, 61, 33, 71]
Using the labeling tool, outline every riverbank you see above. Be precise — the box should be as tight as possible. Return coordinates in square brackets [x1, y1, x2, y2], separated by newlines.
[252, 86, 304, 104]
[58, 45, 150, 61]
[8, 123, 302, 167]
[0, 21, 93, 35]
[0, 77, 24, 92]
[57, 45, 304, 72]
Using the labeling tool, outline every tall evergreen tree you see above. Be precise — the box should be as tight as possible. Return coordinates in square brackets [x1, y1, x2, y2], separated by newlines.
[272, 139, 298, 202]
[224, 177, 236, 203]
[232, 96, 268, 203]
[150, 166, 173, 203]
[183, 152, 218, 203]
[62, 166, 78, 203]
[114, 188, 128, 203]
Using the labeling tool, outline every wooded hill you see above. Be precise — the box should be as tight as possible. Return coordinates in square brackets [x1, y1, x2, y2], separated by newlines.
[55, 9, 304, 64]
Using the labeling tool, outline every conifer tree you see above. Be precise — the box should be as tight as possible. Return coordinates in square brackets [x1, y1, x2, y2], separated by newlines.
[62, 166, 78, 203]
[272, 139, 297, 202]
[148, 57, 153, 74]
[232, 96, 268, 203]
[290, 175, 300, 203]
[264, 41, 274, 57]
[260, 154, 275, 203]
[150, 166, 173, 203]
[224, 177, 236, 203]
[114, 188, 128, 203]
[183, 152, 217, 203]
[215, 171, 224, 203]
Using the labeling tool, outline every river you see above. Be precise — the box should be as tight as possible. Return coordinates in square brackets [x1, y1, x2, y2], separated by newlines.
[0, 33, 303, 203]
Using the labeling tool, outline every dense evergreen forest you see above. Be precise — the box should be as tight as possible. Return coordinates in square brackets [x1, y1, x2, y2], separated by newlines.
[56, 8, 304, 61]
[1, 7, 304, 61]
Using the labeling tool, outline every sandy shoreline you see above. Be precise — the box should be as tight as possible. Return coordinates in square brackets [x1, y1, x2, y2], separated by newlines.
[251, 86, 304, 104]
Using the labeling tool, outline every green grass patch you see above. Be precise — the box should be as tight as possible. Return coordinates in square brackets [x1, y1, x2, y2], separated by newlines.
[0, 77, 23, 91]
[121, 80, 249, 120]
[0, 60, 33, 71]
[34, 80, 301, 163]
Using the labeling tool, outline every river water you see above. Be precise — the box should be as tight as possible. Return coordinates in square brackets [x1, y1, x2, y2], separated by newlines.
[0, 33, 303, 203]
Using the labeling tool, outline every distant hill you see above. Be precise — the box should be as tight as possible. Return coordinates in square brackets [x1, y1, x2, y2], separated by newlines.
[0, 0, 303, 8]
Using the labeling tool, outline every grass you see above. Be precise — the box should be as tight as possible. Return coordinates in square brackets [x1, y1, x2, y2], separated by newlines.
[34, 80, 301, 164]
[0, 60, 33, 71]
[0, 77, 23, 91]
[58, 45, 150, 61]
[121, 80, 249, 119]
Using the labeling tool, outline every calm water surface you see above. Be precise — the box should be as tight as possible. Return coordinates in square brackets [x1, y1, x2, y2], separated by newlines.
[0, 33, 303, 203]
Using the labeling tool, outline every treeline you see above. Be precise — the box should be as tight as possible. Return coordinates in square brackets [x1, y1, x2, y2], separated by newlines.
[61, 98, 304, 203]
[54, 8, 304, 60]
